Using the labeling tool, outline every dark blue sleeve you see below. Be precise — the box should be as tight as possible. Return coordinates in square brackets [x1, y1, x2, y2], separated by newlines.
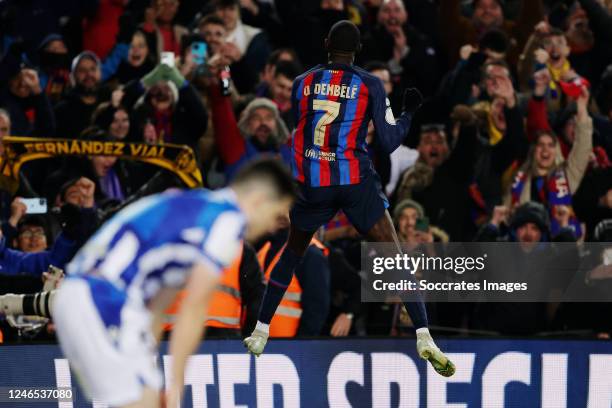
[0, 233, 77, 276]
[0, 235, 27, 275]
[1, 221, 18, 246]
[225, 141, 259, 181]
[101, 43, 129, 82]
[226, 142, 292, 181]
[291, 77, 301, 127]
[0, 234, 48, 276]
[279, 144, 292, 168]
[295, 245, 330, 336]
[366, 75, 413, 154]
[46, 233, 78, 269]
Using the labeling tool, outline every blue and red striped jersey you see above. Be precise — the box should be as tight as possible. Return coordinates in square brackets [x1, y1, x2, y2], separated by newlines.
[291, 62, 413, 187]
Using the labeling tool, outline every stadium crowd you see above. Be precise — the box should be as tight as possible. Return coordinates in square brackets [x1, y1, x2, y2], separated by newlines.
[0, 0, 611, 342]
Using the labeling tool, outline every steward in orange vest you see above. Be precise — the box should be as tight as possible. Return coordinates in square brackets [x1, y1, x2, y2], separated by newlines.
[257, 236, 329, 338]
[163, 243, 264, 338]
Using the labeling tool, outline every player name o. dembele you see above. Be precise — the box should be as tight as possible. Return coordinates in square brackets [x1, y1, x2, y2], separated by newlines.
[373, 279, 528, 293]
[303, 83, 359, 99]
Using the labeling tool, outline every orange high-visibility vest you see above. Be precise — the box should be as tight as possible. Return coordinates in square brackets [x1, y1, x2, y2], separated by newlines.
[257, 238, 328, 338]
[163, 245, 243, 331]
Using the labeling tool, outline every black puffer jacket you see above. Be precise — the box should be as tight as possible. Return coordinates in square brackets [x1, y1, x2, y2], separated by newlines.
[122, 79, 207, 152]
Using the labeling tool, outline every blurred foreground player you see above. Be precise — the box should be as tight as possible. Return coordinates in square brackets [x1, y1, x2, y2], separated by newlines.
[244, 21, 455, 377]
[51, 159, 295, 408]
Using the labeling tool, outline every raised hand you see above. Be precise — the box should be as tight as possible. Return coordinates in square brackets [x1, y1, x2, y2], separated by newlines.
[221, 42, 242, 64]
[533, 68, 550, 97]
[534, 20, 551, 36]
[460, 44, 476, 61]
[576, 85, 590, 121]
[330, 313, 353, 337]
[9, 197, 27, 227]
[77, 177, 96, 208]
[553, 205, 571, 228]
[21, 69, 42, 95]
[534, 48, 549, 65]
[490, 205, 509, 227]
[402, 88, 423, 113]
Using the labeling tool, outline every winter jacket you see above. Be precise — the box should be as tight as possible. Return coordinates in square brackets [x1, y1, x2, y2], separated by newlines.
[0, 233, 76, 276]
[0, 89, 55, 137]
[208, 84, 290, 181]
[122, 79, 208, 151]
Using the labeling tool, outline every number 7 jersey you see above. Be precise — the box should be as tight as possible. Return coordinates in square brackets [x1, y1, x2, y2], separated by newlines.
[291, 62, 413, 187]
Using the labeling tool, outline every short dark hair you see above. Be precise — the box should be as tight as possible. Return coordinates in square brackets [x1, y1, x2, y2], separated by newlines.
[17, 215, 50, 243]
[232, 157, 297, 201]
[274, 60, 301, 81]
[92, 102, 128, 132]
[214, 0, 239, 10]
[534, 129, 559, 146]
[327, 20, 361, 54]
[198, 14, 225, 30]
[543, 27, 566, 39]
[267, 48, 291, 65]
[482, 59, 510, 78]
[479, 29, 509, 54]
[79, 126, 110, 141]
[473, 0, 504, 9]
[364, 60, 390, 73]
[18, 215, 47, 231]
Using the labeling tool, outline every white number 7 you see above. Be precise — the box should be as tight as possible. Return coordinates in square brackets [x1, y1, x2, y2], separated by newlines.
[312, 100, 340, 146]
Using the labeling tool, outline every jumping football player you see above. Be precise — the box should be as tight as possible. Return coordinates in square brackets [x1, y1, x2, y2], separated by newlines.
[243, 21, 455, 377]
[49, 159, 295, 408]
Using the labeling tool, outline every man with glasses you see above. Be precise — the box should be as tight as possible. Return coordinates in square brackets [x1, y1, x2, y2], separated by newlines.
[0, 215, 76, 277]
[16, 216, 48, 254]
[198, 15, 227, 57]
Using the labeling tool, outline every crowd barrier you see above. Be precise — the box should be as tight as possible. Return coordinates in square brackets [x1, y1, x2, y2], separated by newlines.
[1, 338, 611, 407]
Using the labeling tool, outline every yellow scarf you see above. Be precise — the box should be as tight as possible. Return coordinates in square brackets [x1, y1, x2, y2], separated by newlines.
[0, 137, 203, 194]
[487, 112, 504, 146]
[473, 101, 503, 146]
[547, 60, 571, 91]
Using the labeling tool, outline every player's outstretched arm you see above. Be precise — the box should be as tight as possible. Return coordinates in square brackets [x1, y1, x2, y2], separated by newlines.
[167, 262, 219, 407]
[371, 79, 423, 154]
